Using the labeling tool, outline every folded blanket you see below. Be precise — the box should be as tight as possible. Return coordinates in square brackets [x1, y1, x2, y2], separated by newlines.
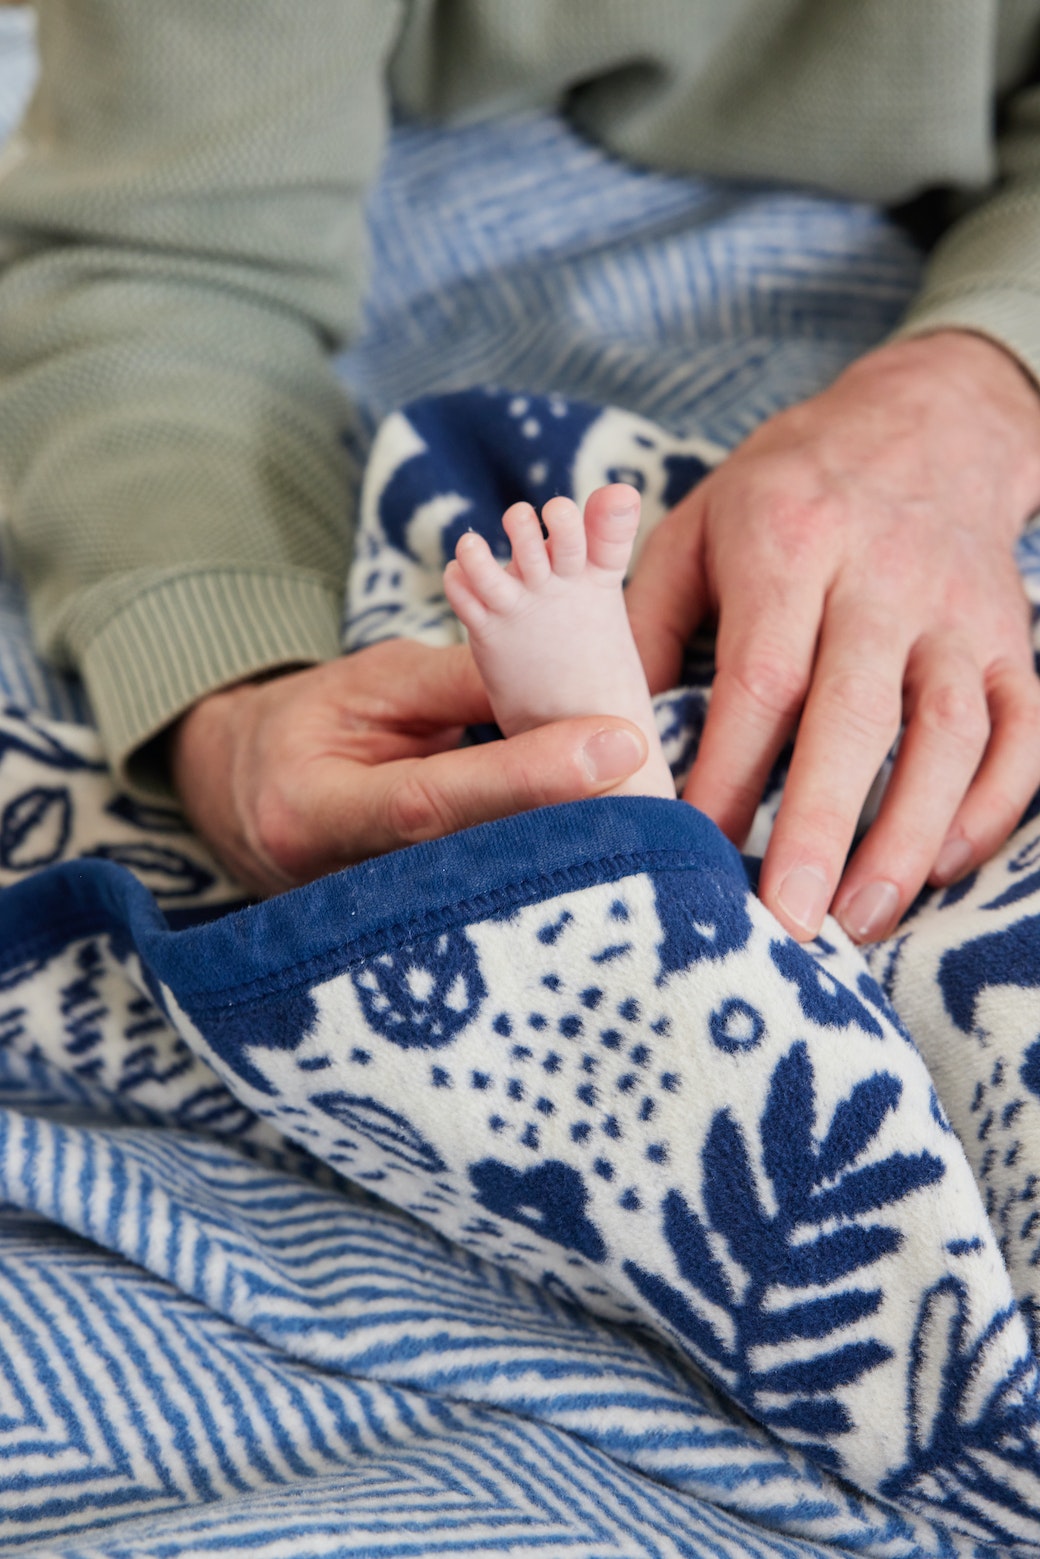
[1, 386, 1040, 1556]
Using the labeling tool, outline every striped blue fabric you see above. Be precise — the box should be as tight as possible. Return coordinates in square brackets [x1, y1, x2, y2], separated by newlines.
[339, 115, 922, 448]
[3, 13, 1040, 1558]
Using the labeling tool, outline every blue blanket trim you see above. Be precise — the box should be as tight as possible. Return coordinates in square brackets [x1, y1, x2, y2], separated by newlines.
[0, 795, 739, 995]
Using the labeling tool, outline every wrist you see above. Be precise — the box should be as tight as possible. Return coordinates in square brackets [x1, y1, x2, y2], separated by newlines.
[168, 688, 233, 811]
[168, 665, 308, 799]
[852, 331, 1040, 535]
[168, 676, 261, 805]
[890, 327, 1038, 399]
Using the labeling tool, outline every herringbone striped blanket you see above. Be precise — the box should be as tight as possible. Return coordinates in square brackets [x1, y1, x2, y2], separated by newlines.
[5, 13, 1040, 1556]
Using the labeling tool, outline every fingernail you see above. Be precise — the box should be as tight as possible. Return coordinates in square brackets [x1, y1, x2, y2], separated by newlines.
[839, 879, 900, 943]
[776, 864, 831, 937]
[582, 728, 644, 783]
[933, 834, 972, 884]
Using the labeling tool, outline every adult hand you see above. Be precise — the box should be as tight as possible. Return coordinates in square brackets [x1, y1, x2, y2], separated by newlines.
[169, 638, 648, 895]
[625, 330, 1040, 943]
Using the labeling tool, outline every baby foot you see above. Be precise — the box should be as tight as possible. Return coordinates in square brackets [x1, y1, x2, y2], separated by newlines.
[443, 485, 675, 800]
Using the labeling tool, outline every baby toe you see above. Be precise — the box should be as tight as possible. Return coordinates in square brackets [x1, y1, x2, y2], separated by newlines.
[454, 531, 523, 613]
[542, 496, 587, 577]
[503, 501, 552, 587]
[583, 485, 642, 577]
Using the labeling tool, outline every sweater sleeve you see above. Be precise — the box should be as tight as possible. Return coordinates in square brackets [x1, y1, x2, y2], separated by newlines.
[894, 63, 1040, 383]
[0, 0, 402, 793]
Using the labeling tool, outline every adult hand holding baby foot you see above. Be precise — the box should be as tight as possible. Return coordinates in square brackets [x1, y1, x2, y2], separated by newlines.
[172, 484, 668, 897]
[169, 637, 648, 897]
[625, 331, 1040, 944]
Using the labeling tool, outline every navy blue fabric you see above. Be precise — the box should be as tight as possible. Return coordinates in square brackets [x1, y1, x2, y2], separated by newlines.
[0, 796, 738, 996]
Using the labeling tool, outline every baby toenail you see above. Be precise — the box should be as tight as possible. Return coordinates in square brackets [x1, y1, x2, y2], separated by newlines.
[607, 496, 639, 518]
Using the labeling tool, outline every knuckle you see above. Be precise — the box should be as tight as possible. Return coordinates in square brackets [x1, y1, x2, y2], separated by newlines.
[983, 660, 1040, 745]
[916, 679, 989, 749]
[744, 493, 833, 569]
[961, 769, 1027, 844]
[787, 804, 855, 858]
[1007, 684, 1040, 742]
[384, 768, 457, 846]
[818, 669, 901, 744]
[977, 789, 1024, 840]
[727, 649, 809, 720]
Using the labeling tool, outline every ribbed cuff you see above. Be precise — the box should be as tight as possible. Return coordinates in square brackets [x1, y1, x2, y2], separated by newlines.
[891, 285, 1040, 388]
[74, 568, 343, 797]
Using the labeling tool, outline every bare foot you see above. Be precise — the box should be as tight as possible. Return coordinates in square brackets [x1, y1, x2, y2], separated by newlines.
[443, 484, 675, 800]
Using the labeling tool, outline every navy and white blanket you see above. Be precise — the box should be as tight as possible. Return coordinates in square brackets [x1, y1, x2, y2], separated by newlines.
[6, 13, 1040, 1558]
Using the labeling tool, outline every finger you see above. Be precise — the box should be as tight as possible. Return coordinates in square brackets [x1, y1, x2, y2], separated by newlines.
[355, 640, 494, 727]
[830, 636, 990, 941]
[683, 578, 825, 845]
[625, 494, 710, 692]
[759, 605, 908, 940]
[321, 717, 649, 860]
[930, 658, 1040, 885]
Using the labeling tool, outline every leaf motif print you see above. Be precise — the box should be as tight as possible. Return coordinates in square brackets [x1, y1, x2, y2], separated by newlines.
[621, 1042, 947, 1469]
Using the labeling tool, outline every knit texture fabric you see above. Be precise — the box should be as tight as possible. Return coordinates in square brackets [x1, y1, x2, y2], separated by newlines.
[2, 2, 1040, 783]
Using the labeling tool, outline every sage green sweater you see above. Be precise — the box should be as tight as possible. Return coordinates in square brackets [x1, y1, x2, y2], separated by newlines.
[1, 1, 1040, 792]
